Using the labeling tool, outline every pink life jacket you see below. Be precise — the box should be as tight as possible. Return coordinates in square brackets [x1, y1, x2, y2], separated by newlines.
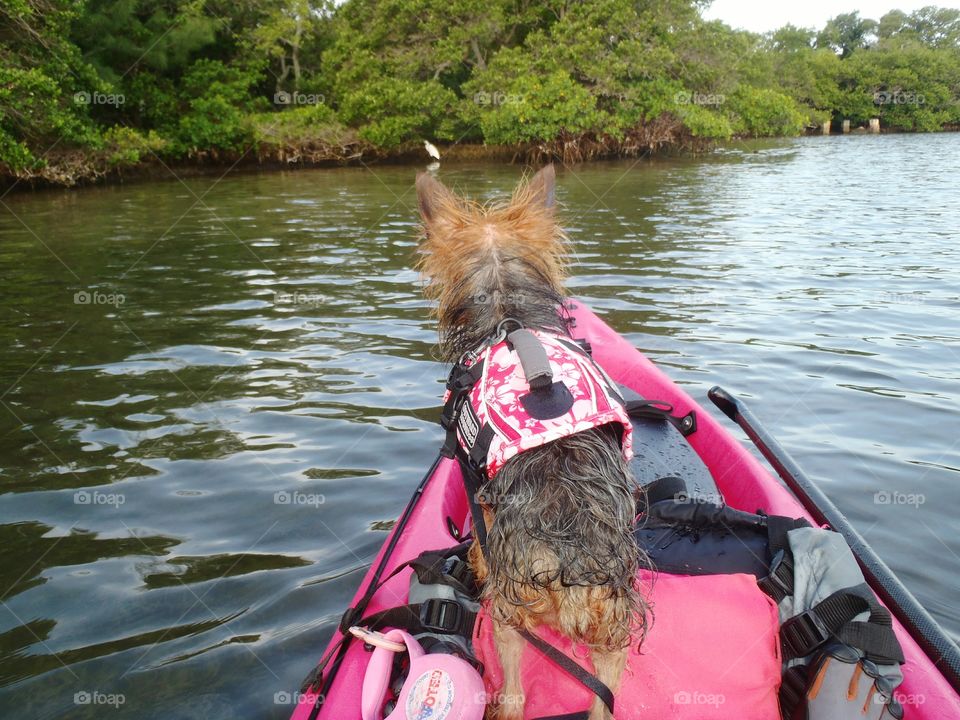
[449, 327, 633, 479]
[473, 569, 783, 719]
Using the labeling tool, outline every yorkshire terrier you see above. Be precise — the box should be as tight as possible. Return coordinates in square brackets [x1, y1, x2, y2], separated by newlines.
[415, 166, 648, 719]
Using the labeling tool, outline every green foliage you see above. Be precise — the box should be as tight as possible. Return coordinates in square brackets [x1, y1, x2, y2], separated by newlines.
[339, 78, 460, 148]
[71, 0, 219, 81]
[837, 39, 960, 129]
[174, 60, 262, 153]
[728, 86, 808, 136]
[0, 0, 103, 172]
[674, 103, 734, 139]
[247, 103, 350, 147]
[817, 12, 878, 58]
[471, 69, 602, 144]
[2, 0, 960, 182]
[103, 126, 168, 166]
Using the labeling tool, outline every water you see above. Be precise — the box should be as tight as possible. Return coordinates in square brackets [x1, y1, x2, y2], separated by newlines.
[1, 134, 958, 718]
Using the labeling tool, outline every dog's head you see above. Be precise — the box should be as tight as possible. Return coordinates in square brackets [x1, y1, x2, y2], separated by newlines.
[414, 166, 570, 360]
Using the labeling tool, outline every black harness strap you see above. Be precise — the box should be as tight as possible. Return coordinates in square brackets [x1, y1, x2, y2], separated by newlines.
[519, 629, 616, 714]
[780, 585, 904, 664]
[458, 453, 489, 553]
[439, 360, 485, 458]
[758, 515, 811, 603]
[836, 622, 904, 664]
[406, 545, 474, 591]
[438, 357, 494, 553]
[357, 599, 478, 638]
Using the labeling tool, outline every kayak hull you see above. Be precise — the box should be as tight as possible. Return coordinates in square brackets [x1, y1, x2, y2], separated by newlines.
[291, 301, 960, 719]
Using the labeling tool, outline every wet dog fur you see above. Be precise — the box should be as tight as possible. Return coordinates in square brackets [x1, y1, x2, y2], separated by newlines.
[415, 166, 649, 719]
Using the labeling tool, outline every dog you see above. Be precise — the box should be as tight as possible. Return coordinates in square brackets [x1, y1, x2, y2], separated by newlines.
[415, 165, 649, 719]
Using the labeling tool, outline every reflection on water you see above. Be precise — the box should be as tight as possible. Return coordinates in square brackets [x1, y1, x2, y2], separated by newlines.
[1, 134, 958, 718]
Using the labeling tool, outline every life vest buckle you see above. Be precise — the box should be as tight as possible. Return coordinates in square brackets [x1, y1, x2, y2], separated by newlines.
[781, 606, 831, 659]
[758, 548, 795, 603]
[419, 597, 465, 634]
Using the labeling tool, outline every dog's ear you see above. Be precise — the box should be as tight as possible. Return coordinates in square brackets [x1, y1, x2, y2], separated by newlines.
[416, 172, 462, 232]
[523, 164, 556, 209]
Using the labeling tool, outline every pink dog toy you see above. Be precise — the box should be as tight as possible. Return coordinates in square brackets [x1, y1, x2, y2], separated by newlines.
[350, 626, 486, 720]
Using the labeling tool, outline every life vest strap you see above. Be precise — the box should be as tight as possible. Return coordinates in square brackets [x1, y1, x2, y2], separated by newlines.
[439, 361, 485, 458]
[457, 452, 489, 554]
[519, 628, 615, 714]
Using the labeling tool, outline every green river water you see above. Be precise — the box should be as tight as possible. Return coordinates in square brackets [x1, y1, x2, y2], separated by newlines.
[1, 133, 958, 718]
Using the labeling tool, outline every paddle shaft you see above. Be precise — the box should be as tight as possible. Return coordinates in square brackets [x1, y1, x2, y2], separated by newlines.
[708, 386, 960, 693]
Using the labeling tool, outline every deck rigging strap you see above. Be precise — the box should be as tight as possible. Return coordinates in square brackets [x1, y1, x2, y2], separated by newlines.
[780, 585, 904, 664]
[623, 398, 697, 436]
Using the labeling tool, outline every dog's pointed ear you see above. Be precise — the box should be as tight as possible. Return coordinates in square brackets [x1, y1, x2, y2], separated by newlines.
[524, 164, 556, 209]
[416, 172, 461, 232]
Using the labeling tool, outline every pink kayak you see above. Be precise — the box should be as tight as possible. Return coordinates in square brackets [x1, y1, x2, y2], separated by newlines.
[289, 301, 960, 719]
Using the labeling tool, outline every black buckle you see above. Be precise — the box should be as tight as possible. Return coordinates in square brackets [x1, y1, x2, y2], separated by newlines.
[781, 608, 831, 659]
[439, 408, 459, 431]
[419, 598, 463, 634]
[446, 557, 471, 586]
[759, 549, 794, 603]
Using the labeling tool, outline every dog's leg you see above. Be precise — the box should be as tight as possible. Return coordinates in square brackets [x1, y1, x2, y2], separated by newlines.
[487, 622, 526, 720]
[587, 647, 628, 720]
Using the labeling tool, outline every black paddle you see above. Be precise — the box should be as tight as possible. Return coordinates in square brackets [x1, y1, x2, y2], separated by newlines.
[708, 385, 960, 693]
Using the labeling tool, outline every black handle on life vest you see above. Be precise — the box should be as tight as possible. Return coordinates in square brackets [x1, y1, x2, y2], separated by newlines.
[708, 385, 960, 694]
[508, 328, 553, 391]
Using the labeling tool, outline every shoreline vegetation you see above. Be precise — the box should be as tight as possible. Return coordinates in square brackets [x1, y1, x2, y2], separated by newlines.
[3, 1, 960, 192]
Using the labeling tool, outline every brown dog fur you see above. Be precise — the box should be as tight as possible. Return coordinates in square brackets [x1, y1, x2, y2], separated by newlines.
[415, 167, 647, 719]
